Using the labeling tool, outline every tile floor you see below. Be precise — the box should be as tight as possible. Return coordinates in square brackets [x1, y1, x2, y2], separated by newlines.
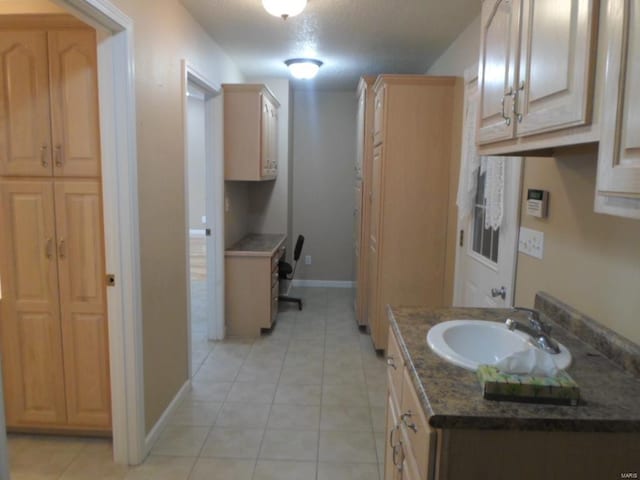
[7, 287, 388, 479]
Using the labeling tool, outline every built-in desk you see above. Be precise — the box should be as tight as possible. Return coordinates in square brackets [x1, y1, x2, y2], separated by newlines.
[225, 233, 286, 337]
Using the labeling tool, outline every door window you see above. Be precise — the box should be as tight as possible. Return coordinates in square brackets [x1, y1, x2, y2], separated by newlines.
[472, 170, 500, 263]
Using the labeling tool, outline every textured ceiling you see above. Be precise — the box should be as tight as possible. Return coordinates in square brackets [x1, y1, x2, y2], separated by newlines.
[180, 0, 481, 90]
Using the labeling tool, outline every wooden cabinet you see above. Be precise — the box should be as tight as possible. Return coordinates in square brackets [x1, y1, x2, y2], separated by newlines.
[367, 76, 461, 351]
[0, 25, 101, 177]
[0, 179, 110, 432]
[354, 77, 375, 328]
[595, 0, 640, 219]
[225, 237, 285, 337]
[477, 0, 598, 152]
[223, 84, 279, 181]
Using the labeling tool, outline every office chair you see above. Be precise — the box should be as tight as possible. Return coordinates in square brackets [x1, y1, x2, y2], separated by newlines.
[278, 234, 305, 310]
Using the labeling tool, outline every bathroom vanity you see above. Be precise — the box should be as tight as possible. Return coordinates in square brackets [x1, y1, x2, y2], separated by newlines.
[385, 295, 640, 479]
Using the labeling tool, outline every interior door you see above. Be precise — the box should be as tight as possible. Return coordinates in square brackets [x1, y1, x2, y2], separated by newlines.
[54, 180, 111, 429]
[0, 30, 52, 176]
[477, 0, 519, 144]
[0, 179, 67, 426]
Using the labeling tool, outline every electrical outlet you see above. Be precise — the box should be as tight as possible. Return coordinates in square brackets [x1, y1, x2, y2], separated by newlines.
[304, 255, 312, 265]
[519, 227, 544, 260]
[201, 215, 207, 224]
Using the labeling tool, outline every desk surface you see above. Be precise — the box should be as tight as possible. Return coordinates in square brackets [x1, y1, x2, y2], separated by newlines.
[225, 233, 286, 257]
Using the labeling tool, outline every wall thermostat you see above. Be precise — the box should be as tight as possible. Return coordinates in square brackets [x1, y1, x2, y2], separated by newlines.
[526, 189, 549, 218]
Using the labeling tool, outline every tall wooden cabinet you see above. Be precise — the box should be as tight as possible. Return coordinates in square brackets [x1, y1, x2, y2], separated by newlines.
[367, 75, 462, 351]
[223, 84, 279, 181]
[0, 17, 110, 433]
[354, 76, 375, 327]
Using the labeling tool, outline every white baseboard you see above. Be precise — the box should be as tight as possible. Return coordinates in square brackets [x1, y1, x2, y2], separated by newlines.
[291, 279, 355, 288]
[144, 379, 191, 454]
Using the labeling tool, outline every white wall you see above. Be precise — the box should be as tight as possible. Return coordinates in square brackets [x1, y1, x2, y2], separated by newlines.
[187, 93, 206, 230]
[427, 16, 481, 76]
[292, 90, 357, 281]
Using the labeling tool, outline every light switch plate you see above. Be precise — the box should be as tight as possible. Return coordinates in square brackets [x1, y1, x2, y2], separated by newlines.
[519, 227, 544, 260]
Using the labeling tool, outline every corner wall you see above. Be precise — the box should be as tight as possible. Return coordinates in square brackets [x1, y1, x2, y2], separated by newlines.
[428, 15, 640, 346]
[110, 0, 244, 432]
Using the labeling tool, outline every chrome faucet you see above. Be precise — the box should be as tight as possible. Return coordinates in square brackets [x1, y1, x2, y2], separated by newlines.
[505, 307, 561, 355]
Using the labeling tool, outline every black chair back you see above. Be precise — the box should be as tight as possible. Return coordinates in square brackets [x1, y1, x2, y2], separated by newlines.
[293, 235, 305, 261]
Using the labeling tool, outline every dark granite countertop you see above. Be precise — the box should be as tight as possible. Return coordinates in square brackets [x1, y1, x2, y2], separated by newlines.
[225, 233, 286, 257]
[388, 305, 640, 432]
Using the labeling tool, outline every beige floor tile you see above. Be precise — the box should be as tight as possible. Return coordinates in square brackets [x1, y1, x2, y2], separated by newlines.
[318, 430, 378, 463]
[8, 435, 86, 478]
[322, 368, 366, 386]
[193, 363, 241, 382]
[267, 405, 321, 430]
[273, 384, 322, 406]
[214, 402, 271, 428]
[123, 455, 194, 480]
[367, 386, 387, 408]
[320, 405, 372, 432]
[199, 427, 264, 459]
[317, 462, 381, 480]
[253, 460, 317, 480]
[374, 432, 385, 463]
[170, 400, 222, 426]
[370, 407, 386, 433]
[278, 365, 323, 385]
[226, 382, 277, 404]
[187, 381, 233, 403]
[59, 443, 130, 480]
[149, 425, 209, 457]
[322, 384, 369, 406]
[258, 429, 318, 461]
[236, 364, 282, 383]
[189, 458, 254, 480]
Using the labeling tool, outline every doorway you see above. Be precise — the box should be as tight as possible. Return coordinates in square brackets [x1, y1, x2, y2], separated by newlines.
[181, 62, 223, 379]
[453, 67, 522, 308]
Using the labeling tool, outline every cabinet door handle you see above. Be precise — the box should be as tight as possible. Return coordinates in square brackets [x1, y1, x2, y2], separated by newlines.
[55, 145, 64, 167]
[500, 88, 512, 126]
[41, 145, 49, 168]
[58, 238, 66, 259]
[401, 411, 418, 433]
[45, 237, 53, 259]
[513, 81, 525, 123]
[386, 355, 397, 370]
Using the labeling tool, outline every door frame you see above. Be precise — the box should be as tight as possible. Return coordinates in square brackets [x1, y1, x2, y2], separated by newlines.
[181, 61, 224, 379]
[453, 64, 522, 307]
[51, 0, 144, 465]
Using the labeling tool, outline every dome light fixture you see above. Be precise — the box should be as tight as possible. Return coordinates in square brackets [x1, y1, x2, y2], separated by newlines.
[262, 0, 307, 20]
[285, 58, 323, 79]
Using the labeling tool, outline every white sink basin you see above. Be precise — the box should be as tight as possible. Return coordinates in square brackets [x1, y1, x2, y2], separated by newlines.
[426, 319, 571, 371]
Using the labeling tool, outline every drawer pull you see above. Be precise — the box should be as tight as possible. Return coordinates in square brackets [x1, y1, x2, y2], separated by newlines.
[386, 356, 397, 370]
[401, 411, 418, 433]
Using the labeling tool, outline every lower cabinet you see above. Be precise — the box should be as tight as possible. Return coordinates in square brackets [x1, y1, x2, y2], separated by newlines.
[0, 179, 111, 432]
[225, 244, 284, 337]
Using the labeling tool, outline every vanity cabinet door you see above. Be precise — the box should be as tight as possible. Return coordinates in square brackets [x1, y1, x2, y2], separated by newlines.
[385, 395, 401, 480]
[515, 0, 596, 137]
[477, 0, 519, 145]
[596, 0, 640, 219]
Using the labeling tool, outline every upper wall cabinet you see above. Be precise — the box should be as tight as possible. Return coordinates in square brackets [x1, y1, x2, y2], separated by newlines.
[595, 0, 640, 219]
[0, 25, 101, 178]
[223, 84, 279, 181]
[477, 0, 598, 154]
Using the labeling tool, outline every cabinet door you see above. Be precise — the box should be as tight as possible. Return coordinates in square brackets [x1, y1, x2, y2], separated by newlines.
[260, 95, 271, 178]
[270, 103, 278, 175]
[368, 145, 383, 347]
[477, 0, 519, 144]
[597, 0, 640, 204]
[48, 30, 101, 177]
[0, 31, 53, 176]
[0, 180, 67, 426]
[384, 395, 401, 480]
[373, 85, 385, 146]
[54, 180, 111, 429]
[355, 90, 365, 179]
[516, 0, 596, 136]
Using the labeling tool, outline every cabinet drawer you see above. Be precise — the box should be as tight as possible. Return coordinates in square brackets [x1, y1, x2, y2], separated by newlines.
[386, 327, 404, 405]
[400, 367, 435, 480]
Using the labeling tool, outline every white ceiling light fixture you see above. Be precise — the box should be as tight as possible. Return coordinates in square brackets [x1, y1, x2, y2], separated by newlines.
[262, 0, 307, 20]
[285, 58, 323, 79]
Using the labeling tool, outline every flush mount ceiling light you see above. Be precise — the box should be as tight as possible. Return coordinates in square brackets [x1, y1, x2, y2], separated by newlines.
[262, 0, 307, 19]
[285, 58, 323, 79]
